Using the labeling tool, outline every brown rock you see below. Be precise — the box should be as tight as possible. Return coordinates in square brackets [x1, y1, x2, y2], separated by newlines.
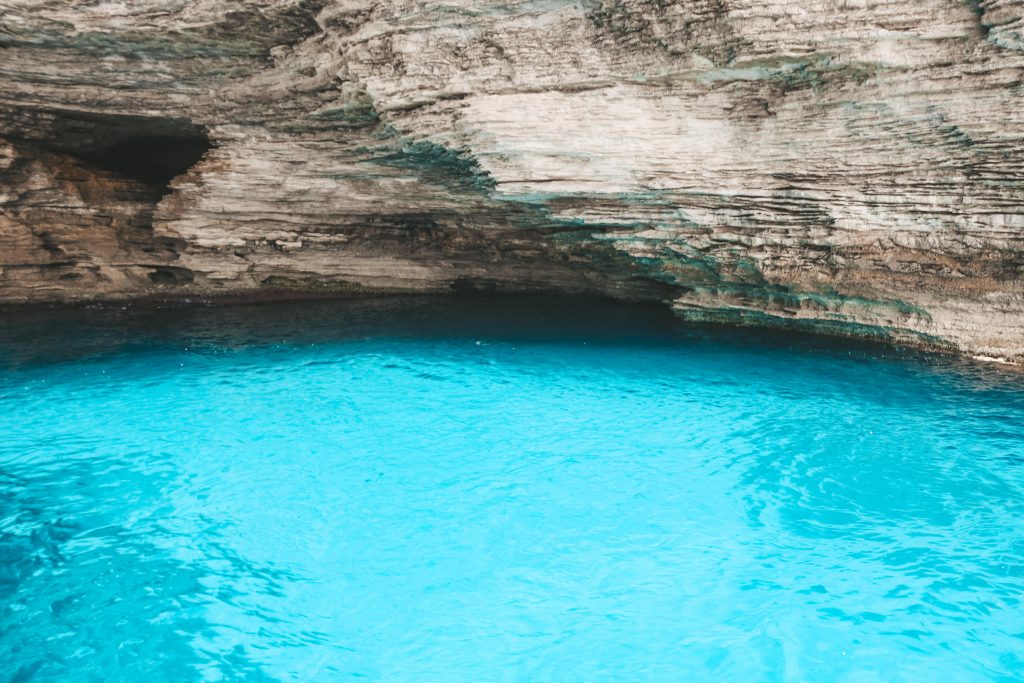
[1, 0, 1022, 361]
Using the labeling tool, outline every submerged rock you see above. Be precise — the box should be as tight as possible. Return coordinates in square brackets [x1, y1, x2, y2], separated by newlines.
[1, 0, 1022, 360]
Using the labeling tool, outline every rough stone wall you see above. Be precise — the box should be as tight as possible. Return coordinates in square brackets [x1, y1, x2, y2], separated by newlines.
[1, 0, 1023, 360]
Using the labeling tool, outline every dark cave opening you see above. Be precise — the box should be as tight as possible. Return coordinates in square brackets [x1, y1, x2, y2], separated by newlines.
[35, 112, 213, 197]
[92, 134, 212, 192]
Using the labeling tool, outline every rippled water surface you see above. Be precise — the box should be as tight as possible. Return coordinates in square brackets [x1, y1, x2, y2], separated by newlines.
[1, 296, 1023, 681]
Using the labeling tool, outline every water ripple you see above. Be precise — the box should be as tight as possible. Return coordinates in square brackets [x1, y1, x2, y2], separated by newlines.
[0, 296, 1022, 681]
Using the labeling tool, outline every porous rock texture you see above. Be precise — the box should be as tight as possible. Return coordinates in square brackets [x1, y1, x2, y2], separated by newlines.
[2, 0, 1023, 360]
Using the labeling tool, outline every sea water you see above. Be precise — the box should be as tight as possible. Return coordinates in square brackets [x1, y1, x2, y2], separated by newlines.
[1, 296, 1022, 681]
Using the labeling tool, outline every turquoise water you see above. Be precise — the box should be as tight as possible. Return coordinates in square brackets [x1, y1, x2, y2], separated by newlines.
[1, 296, 1023, 681]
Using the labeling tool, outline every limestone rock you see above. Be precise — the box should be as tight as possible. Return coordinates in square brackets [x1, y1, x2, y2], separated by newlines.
[1, 0, 1023, 360]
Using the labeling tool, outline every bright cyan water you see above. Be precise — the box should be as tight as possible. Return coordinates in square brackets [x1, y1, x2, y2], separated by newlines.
[1, 296, 1023, 681]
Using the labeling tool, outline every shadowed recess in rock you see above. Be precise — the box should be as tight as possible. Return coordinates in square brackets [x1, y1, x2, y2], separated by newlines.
[92, 134, 211, 192]
[37, 111, 212, 196]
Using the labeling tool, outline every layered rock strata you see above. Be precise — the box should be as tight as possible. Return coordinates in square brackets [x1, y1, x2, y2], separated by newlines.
[2, 0, 1023, 360]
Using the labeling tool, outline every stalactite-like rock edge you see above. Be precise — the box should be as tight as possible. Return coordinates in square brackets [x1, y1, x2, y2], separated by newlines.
[2, 0, 1022, 361]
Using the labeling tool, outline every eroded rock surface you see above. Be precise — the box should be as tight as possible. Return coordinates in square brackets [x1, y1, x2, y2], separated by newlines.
[2, 0, 1023, 359]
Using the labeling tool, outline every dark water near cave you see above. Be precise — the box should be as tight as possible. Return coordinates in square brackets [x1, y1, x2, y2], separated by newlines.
[1, 295, 1023, 681]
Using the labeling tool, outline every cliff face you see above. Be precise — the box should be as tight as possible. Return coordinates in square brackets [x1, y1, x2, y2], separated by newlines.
[2, 0, 1023, 360]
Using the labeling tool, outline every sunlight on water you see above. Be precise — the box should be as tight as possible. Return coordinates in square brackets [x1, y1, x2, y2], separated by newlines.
[1, 296, 1022, 681]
